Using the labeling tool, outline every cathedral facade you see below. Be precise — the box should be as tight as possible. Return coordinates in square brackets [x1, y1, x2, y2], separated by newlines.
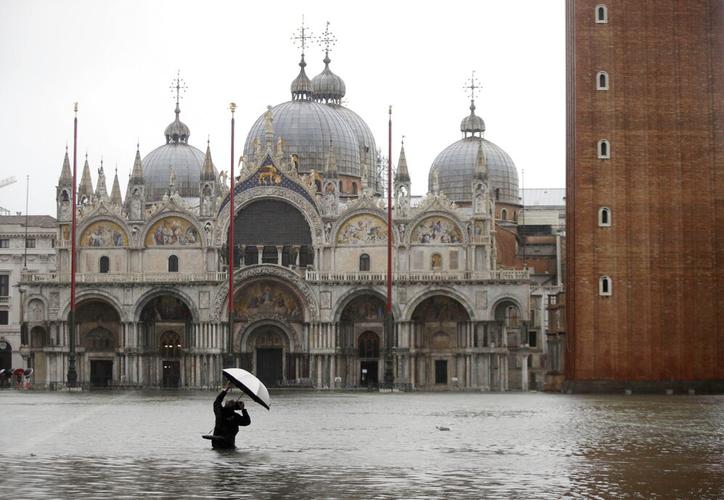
[19, 47, 532, 391]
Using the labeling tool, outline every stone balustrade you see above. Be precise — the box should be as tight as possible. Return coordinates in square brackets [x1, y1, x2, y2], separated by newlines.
[20, 271, 227, 284]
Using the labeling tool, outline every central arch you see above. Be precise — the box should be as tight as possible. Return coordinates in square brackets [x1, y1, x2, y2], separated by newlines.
[230, 198, 314, 268]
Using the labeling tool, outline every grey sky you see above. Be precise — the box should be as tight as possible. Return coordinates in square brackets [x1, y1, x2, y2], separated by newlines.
[0, 0, 564, 215]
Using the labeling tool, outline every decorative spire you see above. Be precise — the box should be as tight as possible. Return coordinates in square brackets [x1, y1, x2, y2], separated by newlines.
[474, 140, 487, 179]
[263, 105, 275, 146]
[395, 137, 410, 182]
[58, 146, 72, 184]
[78, 153, 94, 200]
[461, 71, 485, 136]
[290, 20, 314, 101]
[130, 143, 144, 184]
[201, 138, 216, 181]
[325, 138, 337, 177]
[110, 167, 122, 205]
[95, 159, 109, 200]
[164, 71, 190, 144]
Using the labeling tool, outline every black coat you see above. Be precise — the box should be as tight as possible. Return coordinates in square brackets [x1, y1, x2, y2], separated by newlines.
[212, 389, 251, 449]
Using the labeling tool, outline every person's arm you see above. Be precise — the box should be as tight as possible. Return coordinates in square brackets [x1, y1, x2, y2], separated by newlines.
[237, 408, 251, 426]
[214, 382, 232, 415]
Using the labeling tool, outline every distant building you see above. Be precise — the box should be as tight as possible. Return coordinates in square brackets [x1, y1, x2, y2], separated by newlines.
[0, 215, 57, 373]
[565, 1, 724, 392]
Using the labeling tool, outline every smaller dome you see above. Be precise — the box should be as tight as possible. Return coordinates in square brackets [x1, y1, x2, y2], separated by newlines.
[312, 54, 346, 104]
[164, 104, 190, 144]
[291, 55, 313, 100]
[460, 100, 485, 135]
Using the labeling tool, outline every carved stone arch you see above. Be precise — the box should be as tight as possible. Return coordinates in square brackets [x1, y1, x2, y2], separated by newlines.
[212, 264, 319, 322]
[407, 211, 467, 246]
[403, 287, 476, 322]
[214, 188, 324, 248]
[239, 318, 300, 352]
[490, 295, 526, 322]
[332, 209, 397, 246]
[77, 215, 131, 248]
[63, 290, 126, 322]
[141, 211, 206, 250]
[133, 287, 200, 323]
[333, 287, 401, 323]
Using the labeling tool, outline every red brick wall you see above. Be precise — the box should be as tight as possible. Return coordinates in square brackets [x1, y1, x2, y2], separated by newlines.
[566, 0, 724, 383]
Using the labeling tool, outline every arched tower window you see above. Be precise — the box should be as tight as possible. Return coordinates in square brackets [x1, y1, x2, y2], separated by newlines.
[501, 208, 508, 220]
[351, 183, 358, 195]
[597, 71, 609, 90]
[597, 139, 610, 159]
[168, 255, 179, 272]
[598, 207, 611, 227]
[359, 253, 370, 271]
[596, 4, 608, 23]
[599, 276, 612, 296]
[99, 256, 110, 273]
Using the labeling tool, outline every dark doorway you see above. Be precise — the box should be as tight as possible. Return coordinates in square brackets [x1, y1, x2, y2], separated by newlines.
[256, 348, 282, 387]
[90, 360, 113, 388]
[435, 360, 448, 385]
[162, 360, 180, 388]
[360, 361, 378, 387]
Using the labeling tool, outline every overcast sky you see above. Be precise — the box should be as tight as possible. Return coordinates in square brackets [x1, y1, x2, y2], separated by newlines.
[0, 0, 564, 216]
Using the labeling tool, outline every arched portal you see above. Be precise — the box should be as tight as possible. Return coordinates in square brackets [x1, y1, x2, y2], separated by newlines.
[411, 295, 471, 388]
[494, 299, 523, 347]
[75, 300, 121, 388]
[232, 199, 314, 268]
[339, 294, 389, 387]
[246, 324, 287, 388]
[139, 295, 193, 388]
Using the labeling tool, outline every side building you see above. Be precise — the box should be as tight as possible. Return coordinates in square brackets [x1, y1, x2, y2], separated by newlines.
[565, 0, 724, 392]
[0, 214, 57, 377]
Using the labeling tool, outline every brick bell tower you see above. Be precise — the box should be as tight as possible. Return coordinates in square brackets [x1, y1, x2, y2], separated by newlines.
[565, 0, 724, 392]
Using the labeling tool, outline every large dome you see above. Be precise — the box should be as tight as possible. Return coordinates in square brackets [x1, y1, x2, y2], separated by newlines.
[142, 99, 216, 202]
[429, 97, 519, 205]
[430, 137, 519, 204]
[142, 142, 206, 202]
[243, 100, 361, 177]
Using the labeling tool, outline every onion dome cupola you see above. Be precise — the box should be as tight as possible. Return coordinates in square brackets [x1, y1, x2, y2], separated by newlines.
[428, 73, 519, 205]
[142, 72, 212, 203]
[243, 21, 361, 177]
[311, 22, 346, 105]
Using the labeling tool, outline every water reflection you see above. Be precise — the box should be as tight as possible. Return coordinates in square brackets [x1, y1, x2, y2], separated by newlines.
[0, 391, 722, 498]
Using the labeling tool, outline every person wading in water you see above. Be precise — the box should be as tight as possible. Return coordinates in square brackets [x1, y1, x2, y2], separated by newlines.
[211, 381, 251, 449]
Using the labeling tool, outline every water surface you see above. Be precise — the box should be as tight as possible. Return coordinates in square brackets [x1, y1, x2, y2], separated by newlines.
[1, 390, 722, 498]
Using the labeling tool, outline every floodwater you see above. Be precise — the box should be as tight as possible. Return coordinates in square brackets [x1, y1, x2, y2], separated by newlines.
[0, 390, 723, 499]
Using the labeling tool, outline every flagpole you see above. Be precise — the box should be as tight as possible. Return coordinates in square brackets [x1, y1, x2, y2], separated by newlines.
[67, 103, 78, 387]
[383, 105, 394, 389]
[226, 102, 236, 368]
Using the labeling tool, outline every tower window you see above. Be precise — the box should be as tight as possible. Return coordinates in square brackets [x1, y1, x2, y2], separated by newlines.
[598, 207, 611, 227]
[168, 255, 179, 273]
[501, 208, 508, 221]
[597, 139, 610, 159]
[99, 256, 110, 273]
[359, 253, 370, 271]
[597, 71, 609, 90]
[595, 4, 608, 23]
[599, 276, 612, 296]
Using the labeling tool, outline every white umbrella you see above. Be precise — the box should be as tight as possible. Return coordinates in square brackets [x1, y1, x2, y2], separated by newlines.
[222, 368, 271, 410]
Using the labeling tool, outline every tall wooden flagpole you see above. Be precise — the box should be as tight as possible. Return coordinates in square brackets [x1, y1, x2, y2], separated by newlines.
[383, 105, 394, 388]
[67, 103, 78, 387]
[226, 102, 236, 368]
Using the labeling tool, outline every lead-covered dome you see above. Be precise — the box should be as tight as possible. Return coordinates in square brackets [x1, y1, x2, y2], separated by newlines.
[244, 100, 361, 176]
[429, 99, 519, 204]
[142, 103, 213, 202]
